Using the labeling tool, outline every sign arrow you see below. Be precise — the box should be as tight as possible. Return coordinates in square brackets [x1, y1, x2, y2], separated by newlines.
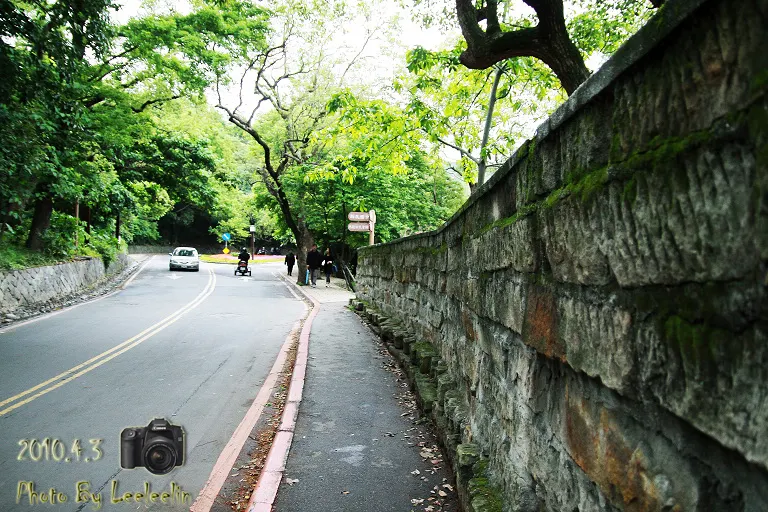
[348, 221, 371, 232]
[167, 274, 182, 280]
[348, 211, 370, 221]
[238, 276, 251, 282]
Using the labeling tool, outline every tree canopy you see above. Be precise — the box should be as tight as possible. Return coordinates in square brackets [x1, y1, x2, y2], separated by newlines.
[0, 0, 662, 271]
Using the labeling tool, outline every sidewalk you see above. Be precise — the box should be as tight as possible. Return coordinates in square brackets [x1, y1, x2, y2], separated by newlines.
[269, 275, 458, 511]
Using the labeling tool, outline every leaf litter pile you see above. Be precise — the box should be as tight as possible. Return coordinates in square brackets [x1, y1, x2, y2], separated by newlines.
[225, 339, 299, 511]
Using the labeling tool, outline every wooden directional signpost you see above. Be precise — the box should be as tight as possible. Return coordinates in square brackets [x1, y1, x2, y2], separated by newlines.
[348, 210, 376, 245]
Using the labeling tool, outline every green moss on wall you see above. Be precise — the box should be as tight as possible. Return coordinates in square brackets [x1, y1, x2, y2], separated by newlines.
[663, 315, 728, 365]
[468, 460, 504, 512]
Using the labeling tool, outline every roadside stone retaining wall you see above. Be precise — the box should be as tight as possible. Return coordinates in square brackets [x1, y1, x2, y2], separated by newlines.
[356, 0, 768, 510]
[128, 245, 227, 254]
[128, 245, 174, 254]
[0, 253, 132, 315]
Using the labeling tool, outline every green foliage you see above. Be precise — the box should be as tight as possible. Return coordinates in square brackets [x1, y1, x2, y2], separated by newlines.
[88, 230, 121, 268]
[0, 243, 60, 271]
[397, 0, 655, 187]
[567, 0, 654, 59]
[114, 0, 269, 97]
[0, 0, 271, 254]
[399, 41, 564, 186]
[39, 212, 83, 259]
[319, 93, 430, 183]
[279, 151, 464, 248]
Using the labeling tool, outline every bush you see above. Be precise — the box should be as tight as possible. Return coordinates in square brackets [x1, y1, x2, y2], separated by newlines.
[88, 231, 121, 268]
[40, 211, 81, 259]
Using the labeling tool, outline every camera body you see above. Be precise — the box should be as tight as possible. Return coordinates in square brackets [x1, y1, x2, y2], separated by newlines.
[120, 418, 184, 475]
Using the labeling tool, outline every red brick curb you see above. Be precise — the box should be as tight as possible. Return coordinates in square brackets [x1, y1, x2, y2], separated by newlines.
[246, 277, 320, 512]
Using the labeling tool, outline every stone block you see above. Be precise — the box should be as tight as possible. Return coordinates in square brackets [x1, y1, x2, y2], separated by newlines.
[457, 443, 481, 468]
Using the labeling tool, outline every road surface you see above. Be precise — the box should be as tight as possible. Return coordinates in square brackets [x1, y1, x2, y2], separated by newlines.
[0, 256, 305, 511]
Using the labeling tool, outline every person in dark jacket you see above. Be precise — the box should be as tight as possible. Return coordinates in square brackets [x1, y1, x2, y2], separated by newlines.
[238, 247, 250, 264]
[322, 248, 334, 287]
[284, 252, 296, 276]
[306, 244, 323, 287]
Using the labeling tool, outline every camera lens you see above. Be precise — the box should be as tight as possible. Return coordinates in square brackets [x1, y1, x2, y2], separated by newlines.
[142, 440, 177, 475]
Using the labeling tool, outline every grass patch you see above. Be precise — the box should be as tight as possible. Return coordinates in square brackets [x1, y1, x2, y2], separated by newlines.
[0, 243, 112, 271]
[0, 243, 63, 271]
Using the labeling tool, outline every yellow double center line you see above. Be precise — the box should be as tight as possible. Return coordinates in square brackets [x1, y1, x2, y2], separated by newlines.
[0, 268, 217, 417]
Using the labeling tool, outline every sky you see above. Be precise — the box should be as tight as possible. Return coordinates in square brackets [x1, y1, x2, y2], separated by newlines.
[110, 0, 457, 113]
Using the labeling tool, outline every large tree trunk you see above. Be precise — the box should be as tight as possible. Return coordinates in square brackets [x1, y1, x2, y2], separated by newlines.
[25, 195, 54, 250]
[456, 0, 591, 95]
[533, 8, 590, 95]
[293, 220, 314, 285]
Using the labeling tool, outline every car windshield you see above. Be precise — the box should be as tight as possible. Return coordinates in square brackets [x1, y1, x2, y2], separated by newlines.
[173, 249, 196, 257]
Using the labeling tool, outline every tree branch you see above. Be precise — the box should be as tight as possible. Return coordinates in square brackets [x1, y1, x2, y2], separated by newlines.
[131, 95, 181, 113]
[455, 0, 590, 95]
[435, 135, 479, 164]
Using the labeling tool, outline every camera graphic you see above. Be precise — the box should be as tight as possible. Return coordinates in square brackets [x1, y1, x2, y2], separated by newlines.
[120, 418, 185, 475]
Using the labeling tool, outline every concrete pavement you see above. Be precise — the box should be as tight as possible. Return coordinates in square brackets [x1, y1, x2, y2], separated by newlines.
[268, 273, 459, 511]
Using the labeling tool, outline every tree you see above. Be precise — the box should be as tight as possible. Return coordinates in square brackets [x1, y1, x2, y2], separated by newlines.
[214, 0, 386, 282]
[0, 0, 270, 251]
[0, 0, 117, 249]
[456, 0, 588, 94]
[282, 151, 464, 250]
[215, 33, 326, 278]
[453, 0, 658, 93]
[401, 44, 559, 189]
[396, 0, 655, 191]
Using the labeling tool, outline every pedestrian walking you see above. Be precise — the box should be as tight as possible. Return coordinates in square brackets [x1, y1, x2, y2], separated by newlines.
[306, 244, 322, 288]
[322, 248, 334, 287]
[285, 252, 296, 276]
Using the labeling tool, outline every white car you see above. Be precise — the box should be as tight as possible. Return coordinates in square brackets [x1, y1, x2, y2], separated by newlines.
[169, 247, 200, 271]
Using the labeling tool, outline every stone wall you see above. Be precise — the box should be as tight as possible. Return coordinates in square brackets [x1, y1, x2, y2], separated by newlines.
[0, 253, 132, 315]
[356, 0, 768, 510]
[127, 245, 175, 254]
[128, 245, 222, 254]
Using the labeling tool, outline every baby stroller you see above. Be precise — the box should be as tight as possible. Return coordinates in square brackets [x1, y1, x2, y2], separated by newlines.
[235, 260, 251, 276]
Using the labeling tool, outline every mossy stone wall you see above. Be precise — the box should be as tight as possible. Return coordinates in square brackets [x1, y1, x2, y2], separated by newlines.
[357, 0, 768, 510]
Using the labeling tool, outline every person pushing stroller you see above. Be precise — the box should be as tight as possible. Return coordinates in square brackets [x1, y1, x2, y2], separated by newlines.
[238, 247, 250, 265]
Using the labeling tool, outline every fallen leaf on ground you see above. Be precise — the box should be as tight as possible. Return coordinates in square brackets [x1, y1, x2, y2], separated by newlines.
[285, 478, 299, 486]
[411, 469, 421, 475]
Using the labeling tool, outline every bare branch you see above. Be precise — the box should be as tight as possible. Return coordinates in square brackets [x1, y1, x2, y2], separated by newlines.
[339, 27, 377, 83]
[435, 135, 480, 165]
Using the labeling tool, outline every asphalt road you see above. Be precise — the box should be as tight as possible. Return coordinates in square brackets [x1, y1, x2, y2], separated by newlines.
[0, 256, 305, 511]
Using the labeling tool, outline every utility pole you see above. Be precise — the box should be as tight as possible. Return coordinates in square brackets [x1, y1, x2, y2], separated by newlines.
[74, 200, 80, 249]
[249, 216, 256, 258]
